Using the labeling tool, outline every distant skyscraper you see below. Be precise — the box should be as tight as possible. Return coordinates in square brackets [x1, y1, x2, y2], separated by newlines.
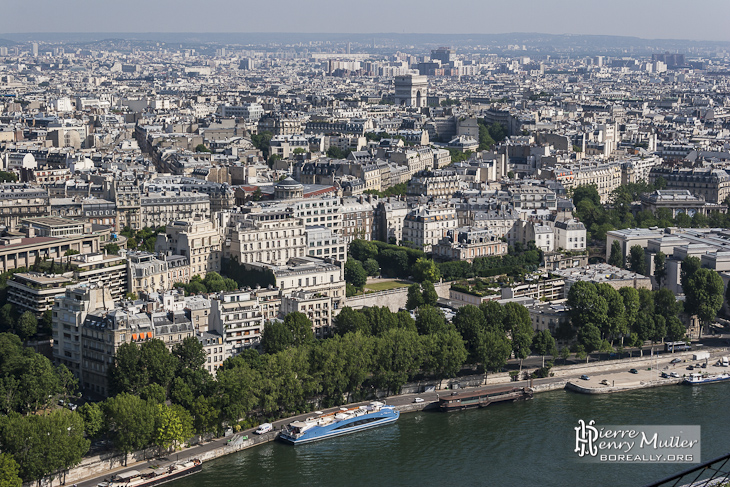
[31, 43, 38, 57]
[347, 43, 351, 55]
[0, 47, 7, 57]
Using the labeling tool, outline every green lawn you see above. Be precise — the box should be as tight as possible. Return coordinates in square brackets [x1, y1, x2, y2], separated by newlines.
[363, 280, 411, 292]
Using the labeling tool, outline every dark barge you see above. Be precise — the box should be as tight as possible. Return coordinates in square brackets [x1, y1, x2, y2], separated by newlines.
[438, 386, 533, 412]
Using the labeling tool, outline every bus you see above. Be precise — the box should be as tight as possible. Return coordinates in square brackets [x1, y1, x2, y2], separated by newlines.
[665, 341, 691, 353]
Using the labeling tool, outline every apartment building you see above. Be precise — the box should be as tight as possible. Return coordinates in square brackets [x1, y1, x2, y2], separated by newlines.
[553, 219, 587, 251]
[140, 191, 210, 228]
[403, 204, 459, 252]
[0, 184, 50, 229]
[432, 227, 508, 262]
[127, 251, 170, 296]
[52, 286, 116, 382]
[305, 225, 346, 262]
[209, 290, 265, 356]
[155, 218, 221, 278]
[281, 290, 334, 339]
[223, 208, 306, 265]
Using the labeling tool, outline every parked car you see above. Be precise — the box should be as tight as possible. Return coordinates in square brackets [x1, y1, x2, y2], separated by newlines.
[701, 363, 707, 368]
[670, 372, 680, 378]
[671, 358, 682, 364]
[255, 423, 273, 435]
[687, 366, 694, 371]
[600, 379, 609, 385]
[413, 397, 424, 403]
[580, 375, 590, 381]
[629, 369, 638, 374]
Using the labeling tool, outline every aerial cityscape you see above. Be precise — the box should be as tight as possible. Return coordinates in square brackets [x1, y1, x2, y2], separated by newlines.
[2, 4, 730, 486]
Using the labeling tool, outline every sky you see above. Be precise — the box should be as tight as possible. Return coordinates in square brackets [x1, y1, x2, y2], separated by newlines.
[2, 0, 730, 42]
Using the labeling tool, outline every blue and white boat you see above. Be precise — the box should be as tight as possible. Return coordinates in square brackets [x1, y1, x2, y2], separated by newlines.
[279, 402, 399, 445]
[684, 372, 730, 385]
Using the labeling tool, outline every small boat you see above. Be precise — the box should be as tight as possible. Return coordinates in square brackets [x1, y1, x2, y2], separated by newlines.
[683, 372, 730, 385]
[279, 402, 399, 445]
[97, 459, 202, 487]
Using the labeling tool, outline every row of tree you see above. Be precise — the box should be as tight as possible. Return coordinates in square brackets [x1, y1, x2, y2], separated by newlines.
[564, 282, 686, 355]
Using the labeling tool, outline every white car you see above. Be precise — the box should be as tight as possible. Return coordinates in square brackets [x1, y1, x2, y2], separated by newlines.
[413, 397, 424, 403]
[255, 423, 273, 434]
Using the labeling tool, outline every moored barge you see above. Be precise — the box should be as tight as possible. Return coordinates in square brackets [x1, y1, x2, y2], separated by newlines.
[438, 386, 533, 412]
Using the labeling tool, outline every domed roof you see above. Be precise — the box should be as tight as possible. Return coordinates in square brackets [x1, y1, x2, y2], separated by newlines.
[277, 177, 303, 188]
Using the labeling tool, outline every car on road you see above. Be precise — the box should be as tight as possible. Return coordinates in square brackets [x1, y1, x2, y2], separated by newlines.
[687, 365, 694, 370]
[670, 372, 680, 378]
[255, 423, 273, 435]
[413, 397, 424, 403]
[580, 375, 590, 381]
[600, 379, 609, 385]
[701, 363, 707, 368]
[629, 369, 638, 374]
[671, 358, 682, 364]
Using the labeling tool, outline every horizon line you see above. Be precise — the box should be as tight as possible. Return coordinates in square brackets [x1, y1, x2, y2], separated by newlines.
[0, 31, 728, 44]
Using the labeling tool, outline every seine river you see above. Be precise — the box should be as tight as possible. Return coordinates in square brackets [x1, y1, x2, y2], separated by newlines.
[169, 384, 730, 487]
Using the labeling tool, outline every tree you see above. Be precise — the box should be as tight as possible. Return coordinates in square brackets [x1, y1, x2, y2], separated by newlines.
[577, 323, 602, 354]
[654, 251, 666, 288]
[362, 258, 379, 276]
[503, 303, 533, 370]
[172, 336, 206, 371]
[261, 312, 314, 354]
[608, 241, 624, 268]
[405, 284, 425, 311]
[478, 329, 512, 380]
[567, 281, 608, 331]
[628, 245, 647, 275]
[684, 268, 724, 336]
[109, 342, 146, 395]
[139, 339, 178, 391]
[105, 243, 120, 255]
[191, 395, 219, 435]
[423, 328, 468, 380]
[154, 404, 188, 452]
[532, 330, 557, 367]
[413, 258, 441, 282]
[0, 453, 21, 487]
[422, 280, 439, 306]
[333, 307, 370, 336]
[78, 402, 104, 439]
[453, 305, 487, 363]
[596, 283, 626, 342]
[572, 185, 601, 207]
[103, 393, 156, 461]
[344, 259, 367, 290]
[371, 328, 422, 394]
[348, 240, 378, 261]
[0, 171, 18, 183]
[251, 187, 263, 201]
[139, 383, 167, 404]
[195, 143, 211, 153]
[284, 312, 315, 347]
[619, 287, 640, 344]
[15, 311, 37, 341]
[415, 306, 448, 335]
[680, 256, 702, 290]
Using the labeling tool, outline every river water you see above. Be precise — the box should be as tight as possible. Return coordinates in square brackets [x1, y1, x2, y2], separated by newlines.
[169, 384, 730, 487]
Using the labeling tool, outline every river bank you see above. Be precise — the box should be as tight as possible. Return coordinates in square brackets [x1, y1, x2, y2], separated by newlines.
[62, 345, 728, 487]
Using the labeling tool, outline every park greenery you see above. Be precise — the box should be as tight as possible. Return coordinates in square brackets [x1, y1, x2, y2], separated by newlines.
[120, 226, 167, 253]
[173, 272, 238, 295]
[476, 120, 507, 151]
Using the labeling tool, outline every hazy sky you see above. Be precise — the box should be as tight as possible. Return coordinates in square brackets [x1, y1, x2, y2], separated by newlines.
[2, 0, 730, 42]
